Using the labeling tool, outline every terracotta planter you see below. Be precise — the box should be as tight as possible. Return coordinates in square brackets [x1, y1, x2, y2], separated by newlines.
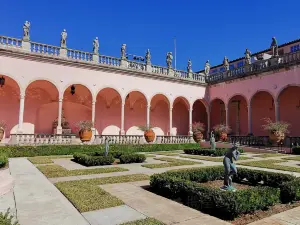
[269, 131, 285, 144]
[79, 129, 92, 142]
[0, 128, 4, 142]
[220, 132, 228, 142]
[144, 129, 155, 143]
[193, 131, 203, 143]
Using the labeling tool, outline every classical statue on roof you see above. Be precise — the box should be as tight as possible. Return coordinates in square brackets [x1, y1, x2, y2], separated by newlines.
[187, 59, 192, 73]
[93, 37, 99, 54]
[60, 29, 67, 48]
[223, 56, 229, 71]
[244, 48, 251, 65]
[23, 21, 31, 41]
[166, 52, 173, 68]
[204, 60, 210, 76]
[270, 37, 279, 57]
[121, 44, 127, 60]
[145, 49, 151, 65]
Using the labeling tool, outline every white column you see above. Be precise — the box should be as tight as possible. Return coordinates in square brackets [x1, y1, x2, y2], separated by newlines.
[188, 108, 193, 135]
[206, 107, 211, 138]
[18, 94, 25, 133]
[169, 107, 173, 135]
[146, 104, 150, 128]
[247, 102, 252, 135]
[120, 101, 125, 135]
[225, 105, 229, 127]
[56, 98, 63, 134]
[275, 100, 280, 122]
[92, 101, 96, 126]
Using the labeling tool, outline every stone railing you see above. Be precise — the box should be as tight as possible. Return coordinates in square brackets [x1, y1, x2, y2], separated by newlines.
[94, 135, 144, 145]
[207, 51, 300, 84]
[156, 135, 193, 144]
[0, 35, 206, 84]
[9, 134, 76, 145]
[227, 135, 269, 147]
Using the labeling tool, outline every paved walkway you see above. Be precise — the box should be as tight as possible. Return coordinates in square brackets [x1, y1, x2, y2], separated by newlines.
[9, 158, 90, 225]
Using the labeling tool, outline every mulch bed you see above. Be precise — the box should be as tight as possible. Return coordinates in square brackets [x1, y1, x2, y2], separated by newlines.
[200, 180, 251, 190]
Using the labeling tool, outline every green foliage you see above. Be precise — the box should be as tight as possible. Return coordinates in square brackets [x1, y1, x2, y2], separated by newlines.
[292, 146, 300, 155]
[73, 153, 115, 166]
[184, 148, 244, 156]
[149, 166, 298, 220]
[0, 208, 19, 225]
[119, 153, 146, 164]
[0, 143, 199, 157]
[0, 153, 8, 168]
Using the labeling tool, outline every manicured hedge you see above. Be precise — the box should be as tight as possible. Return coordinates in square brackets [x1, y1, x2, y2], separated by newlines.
[292, 146, 300, 155]
[73, 153, 114, 166]
[0, 153, 8, 168]
[184, 148, 244, 156]
[119, 153, 146, 164]
[0, 143, 199, 158]
[150, 166, 298, 220]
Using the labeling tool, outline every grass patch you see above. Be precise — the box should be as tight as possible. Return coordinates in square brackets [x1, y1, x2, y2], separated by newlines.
[120, 218, 164, 225]
[254, 153, 286, 158]
[28, 155, 72, 164]
[37, 164, 128, 178]
[55, 174, 149, 212]
[142, 157, 201, 169]
[180, 155, 252, 162]
[154, 151, 181, 156]
[282, 156, 300, 161]
[238, 159, 300, 172]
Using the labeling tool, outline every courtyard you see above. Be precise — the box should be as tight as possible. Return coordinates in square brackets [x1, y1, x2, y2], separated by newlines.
[1, 144, 300, 225]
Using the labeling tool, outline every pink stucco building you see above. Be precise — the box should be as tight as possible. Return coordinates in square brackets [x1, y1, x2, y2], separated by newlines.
[0, 24, 299, 145]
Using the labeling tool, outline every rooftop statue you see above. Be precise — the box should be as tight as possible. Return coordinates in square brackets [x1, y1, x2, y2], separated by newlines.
[121, 44, 127, 60]
[23, 21, 31, 41]
[93, 37, 99, 54]
[221, 144, 240, 192]
[204, 60, 210, 76]
[270, 37, 279, 57]
[244, 48, 251, 65]
[60, 29, 67, 48]
[166, 52, 173, 68]
[145, 49, 151, 64]
[223, 56, 229, 71]
[187, 59, 192, 73]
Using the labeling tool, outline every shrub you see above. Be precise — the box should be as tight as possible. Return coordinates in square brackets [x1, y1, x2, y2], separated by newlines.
[149, 166, 298, 220]
[184, 148, 244, 156]
[0, 143, 199, 158]
[0, 208, 19, 225]
[0, 153, 8, 168]
[292, 146, 300, 155]
[261, 117, 290, 134]
[119, 153, 146, 164]
[73, 153, 114, 166]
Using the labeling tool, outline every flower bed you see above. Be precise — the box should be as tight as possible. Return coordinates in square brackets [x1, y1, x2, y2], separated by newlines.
[0, 143, 199, 157]
[73, 152, 146, 166]
[184, 148, 244, 156]
[149, 166, 300, 220]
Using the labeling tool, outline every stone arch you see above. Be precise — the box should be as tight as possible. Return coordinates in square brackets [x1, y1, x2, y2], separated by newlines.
[25, 77, 60, 95]
[123, 89, 149, 104]
[0, 74, 21, 138]
[62, 84, 93, 134]
[192, 99, 208, 137]
[250, 89, 275, 105]
[172, 96, 189, 135]
[227, 93, 249, 106]
[24, 80, 59, 134]
[277, 85, 300, 136]
[95, 88, 122, 135]
[96, 86, 123, 100]
[275, 84, 300, 101]
[251, 91, 275, 136]
[124, 90, 147, 134]
[150, 92, 171, 107]
[228, 95, 248, 135]
[150, 94, 170, 135]
[210, 98, 226, 129]
[62, 82, 94, 100]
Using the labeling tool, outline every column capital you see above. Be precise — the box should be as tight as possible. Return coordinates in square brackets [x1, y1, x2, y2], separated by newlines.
[20, 94, 25, 99]
[147, 104, 151, 108]
[274, 99, 280, 105]
[92, 101, 96, 105]
[169, 106, 173, 111]
[59, 98, 63, 102]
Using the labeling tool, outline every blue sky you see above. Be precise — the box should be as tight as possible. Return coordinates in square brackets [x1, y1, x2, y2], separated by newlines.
[1, 0, 299, 71]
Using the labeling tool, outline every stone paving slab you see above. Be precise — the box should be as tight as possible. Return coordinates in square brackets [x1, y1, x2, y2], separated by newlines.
[82, 205, 146, 225]
[0, 190, 17, 218]
[9, 158, 89, 225]
[100, 180, 231, 225]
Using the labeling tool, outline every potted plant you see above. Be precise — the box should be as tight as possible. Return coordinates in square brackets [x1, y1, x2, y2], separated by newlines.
[77, 120, 93, 142]
[261, 118, 290, 144]
[0, 121, 6, 142]
[138, 125, 155, 143]
[192, 122, 205, 143]
[213, 124, 231, 142]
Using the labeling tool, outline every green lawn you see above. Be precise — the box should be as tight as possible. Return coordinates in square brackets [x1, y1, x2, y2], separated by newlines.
[238, 159, 300, 172]
[120, 218, 164, 225]
[28, 155, 72, 164]
[37, 164, 128, 178]
[282, 156, 300, 161]
[55, 174, 149, 212]
[142, 157, 201, 169]
[253, 153, 286, 158]
[180, 155, 252, 162]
